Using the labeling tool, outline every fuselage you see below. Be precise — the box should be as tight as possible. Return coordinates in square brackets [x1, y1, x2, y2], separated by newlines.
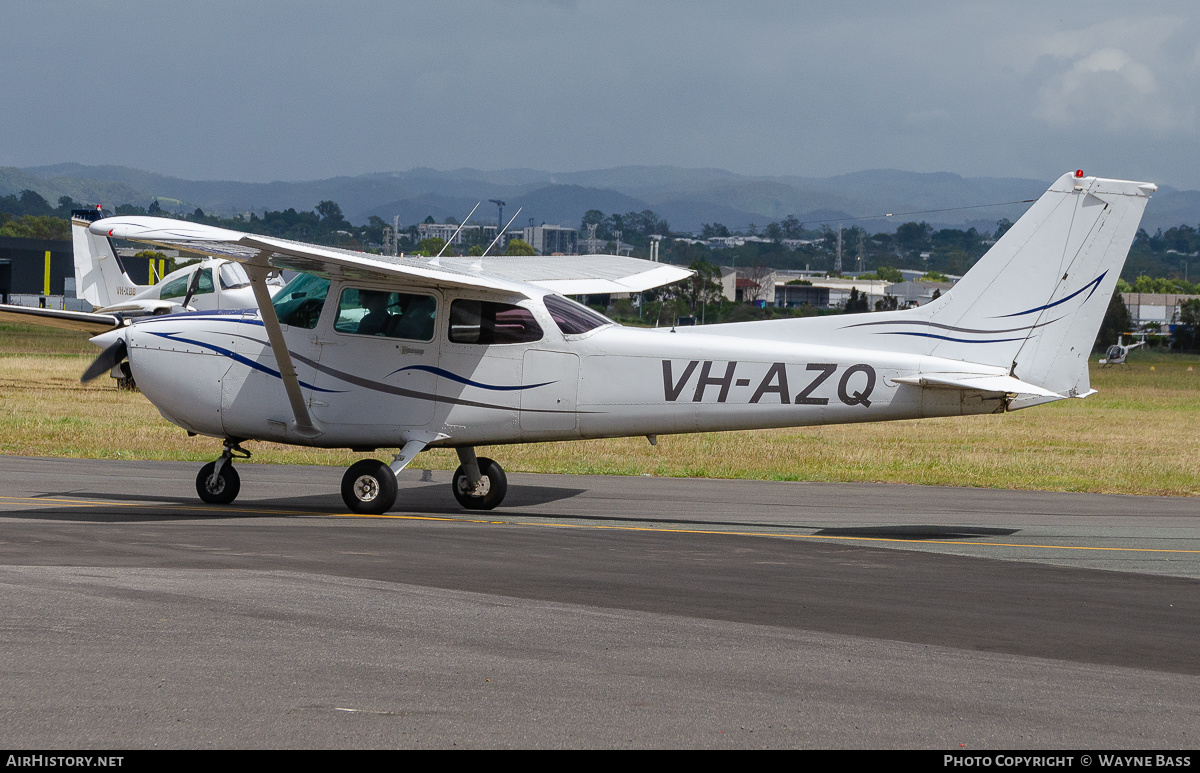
[121, 279, 1006, 450]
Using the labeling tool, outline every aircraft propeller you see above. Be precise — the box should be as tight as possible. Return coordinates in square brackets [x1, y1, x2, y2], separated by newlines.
[81, 338, 128, 383]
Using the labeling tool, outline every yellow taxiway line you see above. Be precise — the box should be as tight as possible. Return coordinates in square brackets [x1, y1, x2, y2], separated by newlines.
[3, 495, 1200, 556]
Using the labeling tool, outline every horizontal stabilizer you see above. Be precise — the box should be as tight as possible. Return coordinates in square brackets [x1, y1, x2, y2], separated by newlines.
[0, 303, 122, 334]
[892, 373, 1065, 399]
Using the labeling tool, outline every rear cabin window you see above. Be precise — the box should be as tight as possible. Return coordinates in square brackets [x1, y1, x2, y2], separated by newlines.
[271, 272, 330, 329]
[543, 294, 614, 335]
[448, 299, 543, 345]
[334, 289, 437, 341]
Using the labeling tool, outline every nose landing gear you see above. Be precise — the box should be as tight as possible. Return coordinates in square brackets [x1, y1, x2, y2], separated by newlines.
[196, 440, 250, 505]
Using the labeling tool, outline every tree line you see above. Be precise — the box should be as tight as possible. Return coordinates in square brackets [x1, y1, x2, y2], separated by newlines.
[4, 188, 1200, 289]
[0, 190, 83, 239]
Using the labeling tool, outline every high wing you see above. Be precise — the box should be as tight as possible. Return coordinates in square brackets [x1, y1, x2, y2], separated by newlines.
[92, 219, 514, 292]
[91, 217, 691, 297]
[0, 303, 123, 334]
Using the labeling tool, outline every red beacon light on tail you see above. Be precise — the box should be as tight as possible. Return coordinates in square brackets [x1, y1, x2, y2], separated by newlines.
[1075, 170, 1084, 178]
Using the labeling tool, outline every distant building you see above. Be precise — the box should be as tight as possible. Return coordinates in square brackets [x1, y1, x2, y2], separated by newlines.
[772, 274, 891, 309]
[774, 282, 830, 308]
[415, 223, 498, 247]
[718, 266, 737, 301]
[1122, 292, 1200, 328]
[0, 236, 76, 308]
[523, 224, 578, 255]
[0, 235, 158, 310]
[718, 267, 776, 304]
[886, 280, 954, 307]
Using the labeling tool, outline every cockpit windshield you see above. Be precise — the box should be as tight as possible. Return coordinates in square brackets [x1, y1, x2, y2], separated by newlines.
[218, 262, 251, 290]
[543, 294, 615, 335]
[271, 273, 329, 329]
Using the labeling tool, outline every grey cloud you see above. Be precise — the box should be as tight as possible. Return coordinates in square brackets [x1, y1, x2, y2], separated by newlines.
[2, 1, 1199, 188]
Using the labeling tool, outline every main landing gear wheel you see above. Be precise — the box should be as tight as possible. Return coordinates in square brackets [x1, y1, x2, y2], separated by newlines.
[196, 461, 241, 505]
[341, 459, 398, 514]
[452, 457, 507, 510]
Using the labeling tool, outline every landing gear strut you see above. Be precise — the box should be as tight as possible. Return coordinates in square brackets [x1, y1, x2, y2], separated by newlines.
[113, 361, 136, 391]
[196, 440, 250, 505]
[452, 447, 507, 510]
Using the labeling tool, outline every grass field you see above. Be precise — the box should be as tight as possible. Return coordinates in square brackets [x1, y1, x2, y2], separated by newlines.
[2, 323, 1198, 496]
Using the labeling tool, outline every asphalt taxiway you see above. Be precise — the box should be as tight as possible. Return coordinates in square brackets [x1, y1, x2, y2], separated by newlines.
[1, 455, 1197, 748]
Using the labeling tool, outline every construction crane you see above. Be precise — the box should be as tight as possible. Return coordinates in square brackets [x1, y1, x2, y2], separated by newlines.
[489, 200, 505, 240]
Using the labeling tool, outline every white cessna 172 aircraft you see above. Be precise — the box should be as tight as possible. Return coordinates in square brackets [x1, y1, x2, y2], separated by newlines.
[75, 171, 1152, 514]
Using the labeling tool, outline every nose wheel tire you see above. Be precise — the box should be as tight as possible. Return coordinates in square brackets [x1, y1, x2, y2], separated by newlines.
[341, 459, 398, 514]
[452, 457, 507, 510]
[196, 461, 241, 505]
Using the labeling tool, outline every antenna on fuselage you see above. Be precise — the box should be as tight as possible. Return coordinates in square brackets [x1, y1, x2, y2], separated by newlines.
[475, 207, 522, 270]
[431, 201, 481, 265]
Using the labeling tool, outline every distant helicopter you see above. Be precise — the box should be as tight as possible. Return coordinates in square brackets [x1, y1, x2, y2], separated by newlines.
[1099, 333, 1146, 367]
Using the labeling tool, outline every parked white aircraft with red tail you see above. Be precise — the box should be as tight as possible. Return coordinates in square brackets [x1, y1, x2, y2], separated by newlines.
[0, 208, 275, 332]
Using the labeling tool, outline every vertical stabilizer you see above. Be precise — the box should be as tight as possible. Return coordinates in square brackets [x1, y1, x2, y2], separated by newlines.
[685, 172, 1153, 399]
[918, 172, 1154, 396]
[71, 209, 142, 308]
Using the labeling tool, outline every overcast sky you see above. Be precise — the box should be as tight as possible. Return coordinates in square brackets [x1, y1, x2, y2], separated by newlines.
[4, 1, 1200, 189]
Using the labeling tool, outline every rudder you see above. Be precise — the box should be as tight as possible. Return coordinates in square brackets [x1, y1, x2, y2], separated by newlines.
[917, 172, 1154, 396]
[71, 208, 142, 308]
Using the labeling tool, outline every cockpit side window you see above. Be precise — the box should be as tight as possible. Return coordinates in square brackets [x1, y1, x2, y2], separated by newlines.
[195, 268, 215, 295]
[448, 299, 543, 345]
[159, 274, 189, 300]
[334, 288, 438, 341]
[271, 272, 330, 329]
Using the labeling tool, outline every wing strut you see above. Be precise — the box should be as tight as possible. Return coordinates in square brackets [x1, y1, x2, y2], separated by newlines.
[245, 258, 322, 438]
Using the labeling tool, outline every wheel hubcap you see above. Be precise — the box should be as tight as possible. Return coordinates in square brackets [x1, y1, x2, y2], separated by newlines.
[354, 475, 380, 502]
[457, 475, 490, 498]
